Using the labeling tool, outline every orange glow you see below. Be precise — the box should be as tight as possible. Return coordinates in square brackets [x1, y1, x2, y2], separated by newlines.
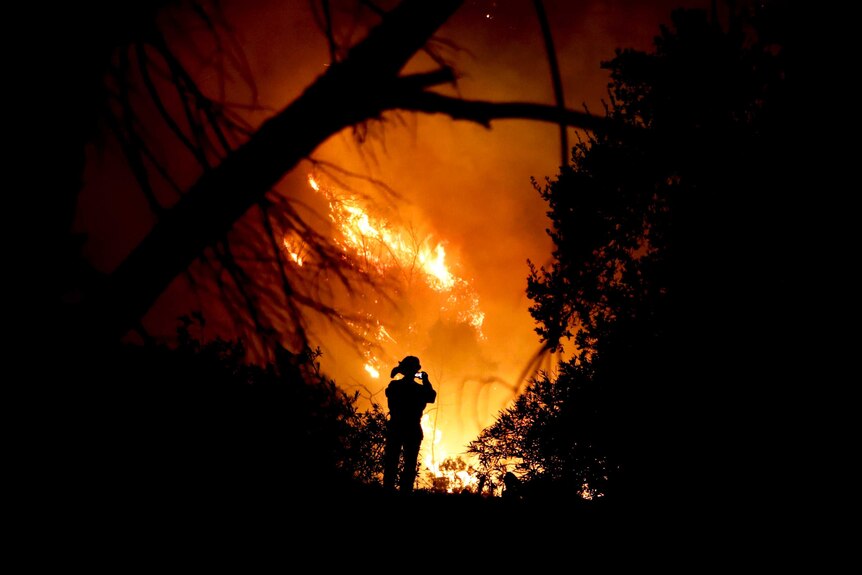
[377, 325, 396, 343]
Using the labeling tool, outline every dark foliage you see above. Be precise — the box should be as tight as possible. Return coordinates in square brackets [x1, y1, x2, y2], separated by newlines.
[471, 4, 795, 510]
[468, 360, 610, 500]
[36, 315, 389, 526]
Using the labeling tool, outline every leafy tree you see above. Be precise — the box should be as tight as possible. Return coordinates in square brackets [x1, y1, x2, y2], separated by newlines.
[471, 3, 793, 505]
[469, 359, 610, 500]
[341, 401, 389, 486]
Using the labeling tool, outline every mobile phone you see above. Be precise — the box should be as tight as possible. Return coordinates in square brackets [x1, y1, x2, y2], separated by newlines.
[415, 372, 423, 379]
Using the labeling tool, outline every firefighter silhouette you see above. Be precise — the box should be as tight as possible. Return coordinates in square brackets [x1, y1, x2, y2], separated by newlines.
[383, 356, 436, 493]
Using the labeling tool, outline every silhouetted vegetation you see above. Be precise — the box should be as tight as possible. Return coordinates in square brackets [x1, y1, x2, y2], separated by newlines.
[469, 362, 611, 501]
[44, 315, 393, 521]
[470, 3, 793, 508]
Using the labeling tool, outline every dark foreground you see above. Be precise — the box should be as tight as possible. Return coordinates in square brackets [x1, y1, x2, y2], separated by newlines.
[27, 466, 754, 566]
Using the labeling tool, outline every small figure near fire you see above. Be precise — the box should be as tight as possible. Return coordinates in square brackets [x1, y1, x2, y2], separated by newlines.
[383, 356, 437, 493]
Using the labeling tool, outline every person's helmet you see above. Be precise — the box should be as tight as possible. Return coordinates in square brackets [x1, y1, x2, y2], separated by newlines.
[390, 355, 421, 378]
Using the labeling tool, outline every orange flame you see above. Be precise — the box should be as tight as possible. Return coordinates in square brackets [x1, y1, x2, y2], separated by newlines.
[304, 175, 485, 338]
[419, 244, 455, 291]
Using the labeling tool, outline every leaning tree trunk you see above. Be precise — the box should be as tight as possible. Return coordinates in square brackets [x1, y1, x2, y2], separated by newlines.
[87, 0, 464, 344]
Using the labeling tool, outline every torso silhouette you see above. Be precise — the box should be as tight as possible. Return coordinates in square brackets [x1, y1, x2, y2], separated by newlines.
[385, 378, 436, 431]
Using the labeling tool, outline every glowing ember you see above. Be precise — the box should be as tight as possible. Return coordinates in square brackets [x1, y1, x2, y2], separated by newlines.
[580, 484, 599, 500]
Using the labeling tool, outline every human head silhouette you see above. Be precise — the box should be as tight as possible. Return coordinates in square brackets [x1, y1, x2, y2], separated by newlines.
[390, 356, 421, 378]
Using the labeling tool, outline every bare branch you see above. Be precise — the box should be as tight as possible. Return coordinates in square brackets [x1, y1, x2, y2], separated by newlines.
[398, 68, 458, 91]
[533, 0, 568, 167]
[385, 90, 610, 132]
